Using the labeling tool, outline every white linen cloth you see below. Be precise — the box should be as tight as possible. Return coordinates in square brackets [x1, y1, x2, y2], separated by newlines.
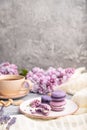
[1, 113, 86, 130]
[72, 88, 87, 114]
[59, 67, 87, 95]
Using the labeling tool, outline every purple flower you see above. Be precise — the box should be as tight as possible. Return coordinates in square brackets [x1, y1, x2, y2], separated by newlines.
[26, 67, 75, 94]
[0, 106, 16, 130]
[6, 117, 16, 130]
[0, 115, 11, 124]
[0, 62, 19, 75]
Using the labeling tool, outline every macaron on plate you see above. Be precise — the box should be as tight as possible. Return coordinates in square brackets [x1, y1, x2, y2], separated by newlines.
[20, 97, 78, 120]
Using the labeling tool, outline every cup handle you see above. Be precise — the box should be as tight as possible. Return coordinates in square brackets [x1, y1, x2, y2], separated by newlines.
[20, 79, 32, 93]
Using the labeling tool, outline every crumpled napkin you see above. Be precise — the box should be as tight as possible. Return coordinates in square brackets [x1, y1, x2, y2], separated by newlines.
[72, 88, 87, 114]
[59, 67, 87, 95]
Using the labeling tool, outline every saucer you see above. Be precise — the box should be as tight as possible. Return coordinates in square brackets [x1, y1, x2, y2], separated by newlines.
[0, 91, 29, 99]
[20, 97, 79, 120]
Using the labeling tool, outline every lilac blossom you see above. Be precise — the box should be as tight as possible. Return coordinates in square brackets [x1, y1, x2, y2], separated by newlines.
[0, 106, 16, 130]
[6, 117, 16, 130]
[0, 62, 18, 75]
[26, 67, 75, 94]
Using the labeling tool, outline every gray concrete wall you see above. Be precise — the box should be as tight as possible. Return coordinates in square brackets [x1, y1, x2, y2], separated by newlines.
[0, 0, 87, 70]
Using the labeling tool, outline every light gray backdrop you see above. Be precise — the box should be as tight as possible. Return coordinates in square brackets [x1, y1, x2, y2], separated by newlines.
[0, 0, 87, 70]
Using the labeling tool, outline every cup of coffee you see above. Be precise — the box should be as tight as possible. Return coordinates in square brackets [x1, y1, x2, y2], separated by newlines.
[0, 75, 32, 97]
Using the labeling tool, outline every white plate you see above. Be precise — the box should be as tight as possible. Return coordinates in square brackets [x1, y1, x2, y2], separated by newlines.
[20, 97, 79, 120]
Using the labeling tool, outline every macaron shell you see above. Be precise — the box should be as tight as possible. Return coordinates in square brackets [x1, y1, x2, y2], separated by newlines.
[51, 90, 66, 98]
[51, 107, 65, 111]
[50, 100, 66, 107]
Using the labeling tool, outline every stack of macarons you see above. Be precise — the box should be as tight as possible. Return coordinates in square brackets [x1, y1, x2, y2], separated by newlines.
[50, 90, 66, 111]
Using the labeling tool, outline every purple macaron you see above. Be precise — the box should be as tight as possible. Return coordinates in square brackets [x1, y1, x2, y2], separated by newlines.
[41, 95, 52, 104]
[51, 90, 66, 101]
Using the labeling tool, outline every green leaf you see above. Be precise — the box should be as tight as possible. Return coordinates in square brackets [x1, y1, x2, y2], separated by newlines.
[19, 69, 28, 76]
